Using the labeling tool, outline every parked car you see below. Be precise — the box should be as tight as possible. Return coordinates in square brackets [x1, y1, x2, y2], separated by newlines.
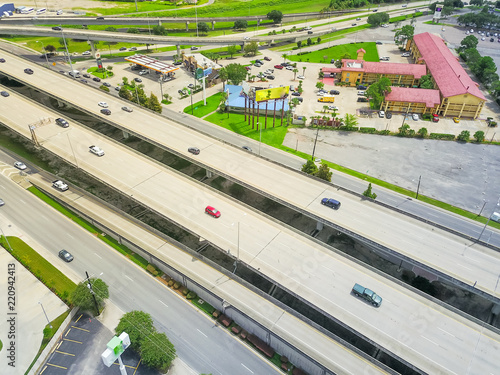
[188, 147, 200, 155]
[357, 97, 368, 102]
[453, 117, 460, 123]
[291, 91, 301, 96]
[286, 66, 293, 70]
[375, 40, 383, 45]
[401, 52, 410, 57]
[89, 145, 105, 156]
[329, 90, 340, 95]
[100, 109, 111, 115]
[139, 70, 149, 75]
[328, 105, 339, 111]
[297, 75, 305, 80]
[274, 65, 283, 69]
[24, 68, 34, 74]
[55, 117, 69, 128]
[267, 75, 275, 80]
[385, 112, 392, 119]
[205, 206, 221, 218]
[357, 85, 367, 90]
[134, 78, 142, 83]
[58, 249, 74, 262]
[379, 111, 385, 118]
[264, 56, 271, 61]
[412, 113, 419, 121]
[14, 161, 27, 170]
[254, 63, 262, 67]
[432, 114, 439, 122]
[121, 106, 133, 112]
[1, 91, 9, 97]
[321, 198, 341, 209]
[82, 51, 91, 56]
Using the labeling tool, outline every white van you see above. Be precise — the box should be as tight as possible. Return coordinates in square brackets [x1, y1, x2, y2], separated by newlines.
[36, 8, 46, 14]
[21, 7, 34, 14]
[68, 70, 80, 78]
[56, 10, 63, 15]
[357, 91, 365, 96]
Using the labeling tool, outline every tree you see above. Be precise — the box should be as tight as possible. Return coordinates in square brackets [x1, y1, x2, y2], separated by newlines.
[152, 25, 168, 36]
[316, 82, 325, 90]
[363, 183, 377, 199]
[148, 93, 162, 113]
[343, 113, 358, 128]
[281, 53, 288, 64]
[473, 130, 485, 142]
[307, 38, 312, 46]
[398, 124, 415, 137]
[297, 40, 302, 49]
[219, 68, 228, 90]
[366, 77, 391, 108]
[302, 66, 306, 76]
[227, 45, 238, 58]
[367, 12, 390, 27]
[395, 25, 415, 46]
[463, 47, 481, 65]
[234, 20, 248, 30]
[334, 59, 342, 68]
[470, 0, 484, 5]
[222, 63, 247, 85]
[105, 26, 117, 32]
[70, 278, 109, 314]
[322, 105, 329, 113]
[127, 27, 140, 34]
[141, 331, 176, 372]
[417, 127, 428, 138]
[317, 37, 321, 44]
[419, 74, 434, 89]
[197, 22, 209, 35]
[459, 35, 478, 52]
[315, 163, 332, 182]
[457, 130, 470, 141]
[58, 37, 65, 47]
[243, 41, 258, 56]
[301, 160, 318, 175]
[267, 10, 283, 24]
[472, 56, 497, 82]
[45, 44, 56, 52]
[115, 311, 155, 351]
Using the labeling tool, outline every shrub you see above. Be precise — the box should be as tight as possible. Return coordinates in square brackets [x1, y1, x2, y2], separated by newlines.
[100, 85, 110, 92]
[473, 130, 485, 142]
[376, 130, 391, 135]
[417, 127, 428, 138]
[359, 127, 376, 133]
[363, 183, 377, 200]
[429, 133, 455, 140]
[411, 276, 437, 296]
[186, 291, 197, 299]
[173, 281, 181, 289]
[146, 264, 158, 276]
[338, 125, 359, 131]
[457, 130, 470, 142]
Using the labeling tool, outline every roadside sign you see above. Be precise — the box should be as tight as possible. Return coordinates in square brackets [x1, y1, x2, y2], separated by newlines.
[195, 68, 203, 80]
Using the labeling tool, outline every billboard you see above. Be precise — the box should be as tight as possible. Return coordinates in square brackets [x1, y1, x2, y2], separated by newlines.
[255, 86, 290, 102]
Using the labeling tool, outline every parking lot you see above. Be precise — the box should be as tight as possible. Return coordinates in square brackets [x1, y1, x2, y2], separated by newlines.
[38, 313, 158, 375]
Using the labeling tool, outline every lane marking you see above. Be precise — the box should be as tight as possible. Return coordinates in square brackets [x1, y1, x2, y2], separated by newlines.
[158, 299, 168, 308]
[457, 263, 472, 271]
[421, 335, 439, 346]
[124, 274, 133, 282]
[241, 363, 254, 373]
[197, 329, 207, 338]
[438, 327, 456, 338]
[94, 252, 102, 259]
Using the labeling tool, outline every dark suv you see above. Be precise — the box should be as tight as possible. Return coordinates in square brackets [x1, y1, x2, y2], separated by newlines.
[321, 198, 341, 209]
[55, 118, 69, 128]
[357, 85, 367, 90]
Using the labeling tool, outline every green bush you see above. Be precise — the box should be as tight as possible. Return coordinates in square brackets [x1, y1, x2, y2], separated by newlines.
[186, 291, 197, 299]
[376, 130, 391, 135]
[429, 133, 455, 140]
[457, 130, 470, 142]
[100, 85, 110, 92]
[146, 264, 158, 276]
[173, 281, 181, 289]
[359, 127, 376, 133]
[338, 126, 359, 131]
[473, 130, 485, 142]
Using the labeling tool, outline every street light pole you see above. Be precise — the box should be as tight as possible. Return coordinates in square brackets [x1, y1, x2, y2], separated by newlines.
[38, 301, 52, 328]
[61, 29, 75, 78]
[415, 175, 421, 199]
[311, 126, 320, 160]
[258, 122, 261, 155]
[85, 271, 100, 316]
[37, 41, 49, 67]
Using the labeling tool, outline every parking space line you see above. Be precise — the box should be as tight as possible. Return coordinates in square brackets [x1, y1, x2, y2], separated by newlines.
[55, 350, 75, 356]
[63, 338, 83, 344]
[132, 358, 142, 374]
[71, 326, 90, 332]
[65, 328, 72, 337]
[74, 314, 84, 323]
[46, 362, 68, 369]
[113, 362, 141, 369]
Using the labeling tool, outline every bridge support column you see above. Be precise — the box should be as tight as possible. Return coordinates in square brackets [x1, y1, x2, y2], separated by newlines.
[206, 170, 213, 178]
[185, 21, 190, 31]
[88, 40, 96, 56]
[56, 99, 65, 108]
[122, 130, 130, 139]
[211, 21, 216, 30]
[316, 221, 324, 231]
[176, 44, 181, 57]
[257, 18, 261, 26]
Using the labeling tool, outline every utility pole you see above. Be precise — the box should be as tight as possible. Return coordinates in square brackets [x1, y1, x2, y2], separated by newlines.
[85, 271, 100, 316]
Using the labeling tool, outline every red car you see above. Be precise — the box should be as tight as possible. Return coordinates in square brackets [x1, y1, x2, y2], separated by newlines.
[432, 114, 439, 122]
[274, 65, 283, 69]
[245, 66, 251, 71]
[205, 206, 221, 218]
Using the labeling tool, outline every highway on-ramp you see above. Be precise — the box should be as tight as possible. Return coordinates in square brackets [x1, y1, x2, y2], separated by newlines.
[1, 88, 499, 374]
[1, 51, 499, 304]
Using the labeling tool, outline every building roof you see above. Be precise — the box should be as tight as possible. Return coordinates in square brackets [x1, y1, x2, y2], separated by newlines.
[321, 67, 342, 73]
[184, 53, 222, 70]
[384, 86, 441, 107]
[125, 54, 179, 74]
[340, 59, 427, 79]
[413, 32, 485, 100]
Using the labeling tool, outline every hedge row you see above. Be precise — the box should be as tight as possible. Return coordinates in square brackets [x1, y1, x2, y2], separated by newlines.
[429, 133, 455, 140]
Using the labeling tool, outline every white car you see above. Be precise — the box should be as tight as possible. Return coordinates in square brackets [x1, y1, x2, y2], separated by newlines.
[379, 111, 385, 118]
[381, 24, 389, 28]
[401, 52, 410, 57]
[0, 198, 4, 206]
[14, 161, 27, 170]
[244, 36, 250, 40]
[52, 180, 68, 191]
[139, 69, 149, 76]
[297, 75, 305, 80]
[286, 66, 293, 70]
[412, 113, 419, 121]
[329, 105, 339, 111]
[82, 51, 91, 56]
[98, 102, 108, 108]
[89, 145, 105, 156]
[481, 37, 485, 41]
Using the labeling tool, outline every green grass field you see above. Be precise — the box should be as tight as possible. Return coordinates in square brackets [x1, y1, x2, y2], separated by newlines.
[287, 41, 379, 63]
[183, 92, 224, 118]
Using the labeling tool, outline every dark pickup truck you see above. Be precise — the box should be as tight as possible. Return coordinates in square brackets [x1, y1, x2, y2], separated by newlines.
[352, 283, 382, 307]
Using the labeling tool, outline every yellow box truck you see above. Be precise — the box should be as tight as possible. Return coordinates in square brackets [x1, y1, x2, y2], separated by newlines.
[318, 96, 335, 103]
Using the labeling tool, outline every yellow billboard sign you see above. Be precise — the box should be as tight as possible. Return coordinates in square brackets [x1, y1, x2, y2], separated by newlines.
[255, 86, 290, 102]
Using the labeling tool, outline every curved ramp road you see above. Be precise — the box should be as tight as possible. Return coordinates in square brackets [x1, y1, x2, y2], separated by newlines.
[0, 90, 499, 374]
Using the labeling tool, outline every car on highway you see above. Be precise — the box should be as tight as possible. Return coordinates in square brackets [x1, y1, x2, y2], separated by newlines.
[412, 113, 419, 121]
[55, 117, 69, 128]
[1, 91, 9, 97]
[134, 78, 142, 83]
[190, 46, 198, 50]
[52, 26, 62, 31]
[82, 51, 91, 56]
[93, 77, 101, 82]
[14, 161, 27, 170]
[352, 283, 382, 307]
[119, 47, 127, 51]
[52, 180, 69, 191]
[100, 109, 111, 115]
[356, 17, 361, 21]
[297, 75, 305, 80]
[0, 198, 4, 206]
[379, 110, 385, 118]
[96, 16, 104, 20]
[274, 64, 283, 69]
[375, 40, 383, 45]
[352, 23, 357, 26]
[98, 102, 108, 108]
[58, 249, 74, 262]
[24, 68, 34, 74]
[321, 198, 341, 210]
[89, 145, 105, 156]
[80, 79, 88, 84]
[102, 82, 111, 87]
[83, 73, 91, 78]
[188, 147, 200, 155]
[0, 58, 5, 63]
[129, 47, 137, 51]
[121, 106, 133, 112]
[242, 146, 252, 152]
[115, 86, 120, 91]
[205, 206, 221, 218]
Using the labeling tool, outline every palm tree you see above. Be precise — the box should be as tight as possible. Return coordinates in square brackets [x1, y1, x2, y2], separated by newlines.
[293, 68, 298, 80]
[282, 53, 288, 64]
[323, 105, 328, 113]
[302, 66, 307, 77]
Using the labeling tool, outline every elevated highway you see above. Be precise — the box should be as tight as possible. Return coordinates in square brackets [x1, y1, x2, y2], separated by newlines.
[1, 66, 500, 374]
